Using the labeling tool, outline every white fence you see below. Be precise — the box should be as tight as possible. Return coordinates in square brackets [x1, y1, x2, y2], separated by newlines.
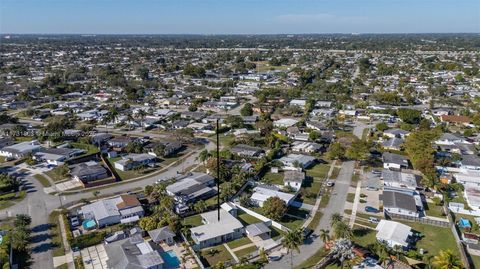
[232, 202, 290, 232]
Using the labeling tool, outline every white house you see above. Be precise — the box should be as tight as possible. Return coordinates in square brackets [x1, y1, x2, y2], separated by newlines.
[0, 140, 42, 159]
[375, 220, 412, 249]
[283, 170, 305, 191]
[250, 185, 296, 207]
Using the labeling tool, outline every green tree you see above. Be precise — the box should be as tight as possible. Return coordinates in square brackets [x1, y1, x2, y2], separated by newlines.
[193, 200, 208, 213]
[282, 228, 304, 269]
[319, 229, 331, 244]
[432, 250, 462, 269]
[345, 139, 370, 161]
[396, 108, 422, 124]
[262, 196, 287, 221]
[327, 142, 346, 160]
[240, 103, 253, 116]
[333, 221, 353, 240]
[375, 122, 389, 132]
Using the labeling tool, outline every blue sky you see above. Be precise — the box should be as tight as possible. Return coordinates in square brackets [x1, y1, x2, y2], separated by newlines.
[1, 0, 479, 34]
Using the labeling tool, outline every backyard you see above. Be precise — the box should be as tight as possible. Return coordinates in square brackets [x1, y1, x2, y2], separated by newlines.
[198, 245, 234, 268]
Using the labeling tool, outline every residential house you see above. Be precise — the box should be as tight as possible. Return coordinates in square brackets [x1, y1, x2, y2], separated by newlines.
[381, 169, 418, 190]
[145, 141, 183, 157]
[250, 184, 297, 207]
[166, 172, 217, 214]
[231, 144, 265, 158]
[105, 235, 164, 269]
[382, 138, 404, 151]
[283, 170, 305, 191]
[382, 188, 423, 218]
[291, 141, 322, 154]
[375, 220, 413, 249]
[70, 161, 110, 183]
[382, 152, 409, 170]
[33, 147, 85, 166]
[0, 140, 42, 159]
[435, 133, 470, 145]
[108, 136, 136, 149]
[279, 154, 316, 169]
[81, 195, 144, 227]
[440, 115, 471, 126]
[461, 155, 480, 171]
[147, 226, 175, 245]
[114, 153, 156, 171]
[273, 118, 299, 128]
[190, 208, 244, 249]
[383, 129, 410, 139]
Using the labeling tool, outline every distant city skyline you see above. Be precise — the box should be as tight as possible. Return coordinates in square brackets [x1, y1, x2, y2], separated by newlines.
[1, 0, 479, 34]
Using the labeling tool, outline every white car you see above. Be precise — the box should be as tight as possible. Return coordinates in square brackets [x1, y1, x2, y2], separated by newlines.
[326, 181, 335, 187]
[368, 217, 380, 223]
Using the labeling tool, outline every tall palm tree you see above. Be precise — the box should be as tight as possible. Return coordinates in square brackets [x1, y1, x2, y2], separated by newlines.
[373, 242, 392, 268]
[432, 250, 462, 269]
[319, 229, 331, 244]
[330, 213, 343, 227]
[136, 109, 147, 130]
[333, 221, 353, 240]
[282, 228, 304, 269]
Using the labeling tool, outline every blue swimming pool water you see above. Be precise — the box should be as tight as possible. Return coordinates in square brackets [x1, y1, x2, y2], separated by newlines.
[161, 250, 180, 267]
[82, 220, 96, 230]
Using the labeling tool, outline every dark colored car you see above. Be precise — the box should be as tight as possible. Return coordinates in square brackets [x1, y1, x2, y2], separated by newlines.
[365, 206, 380, 213]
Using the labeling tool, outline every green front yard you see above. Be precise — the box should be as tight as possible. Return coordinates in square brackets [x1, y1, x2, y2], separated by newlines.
[183, 214, 203, 228]
[234, 245, 257, 258]
[305, 163, 330, 179]
[261, 172, 284, 185]
[33, 174, 52, 187]
[198, 245, 234, 268]
[425, 203, 446, 218]
[0, 190, 26, 210]
[106, 156, 156, 180]
[237, 210, 262, 226]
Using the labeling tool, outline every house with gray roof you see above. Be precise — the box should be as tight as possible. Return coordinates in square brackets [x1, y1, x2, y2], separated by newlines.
[105, 235, 164, 269]
[34, 147, 85, 166]
[231, 144, 265, 158]
[190, 208, 244, 250]
[70, 161, 109, 183]
[461, 154, 480, 171]
[382, 152, 409, 170]
[114, 154, 156, 171]
[284, 170, 305, 191]
[382, 138, 404, 151]
[279, 154, 316, 169]
[382, 188, 423, 218]
[166, 172, 217, 214]
[381, 169, 418, 190]
[147, 226, 175, 245]
[0, 140, 42, 159]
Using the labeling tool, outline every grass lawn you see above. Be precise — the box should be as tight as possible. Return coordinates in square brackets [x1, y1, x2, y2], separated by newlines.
[286, 207, 309, 219]
[300, 176, 322, 205]
[226, 237, 252, 249]
[199, 245, 234, 268]
[319, 192, 331, 208]
[305, 163, 330, 179]
[399, 221, 459, 257]
[346, 193, 355, 203]
[237, 210, 262, 226]
[234, 245, 257, 258]
[271, 226, 284, 241]
[425, 203, 446, 218]
[45, 168, 68, 182]
[183, 214, 203, 228]
[70, 142, 100, 156]
[279, 214, 304, 230]
[0, 190, 26, 210]
[261, 172, 284, 185]
[307, 211, 323, 230]
[352, 226, 377, 249]
[49, 211, 66, 257]
[330, 167, 341, 179]
[33, 174, 52, 187]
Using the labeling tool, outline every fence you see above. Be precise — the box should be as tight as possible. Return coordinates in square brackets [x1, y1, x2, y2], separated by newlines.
[232, 202, 290, 232]
[385, 212, 450, 227]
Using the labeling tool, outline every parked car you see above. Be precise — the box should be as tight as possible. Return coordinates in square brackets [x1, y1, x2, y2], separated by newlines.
[365, 206, 380, 213]
[371, 170, 381, 175]
[368, 217, 380, 223]
[366, 186, 379, 191]
[303, 228, 314, 239]
[268, 255, 282, 261]
[326, 180, 335, 187]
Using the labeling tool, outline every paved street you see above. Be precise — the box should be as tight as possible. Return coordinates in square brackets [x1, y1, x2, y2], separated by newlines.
[265, 122, 367, 269]
[0, 139, 215, 268]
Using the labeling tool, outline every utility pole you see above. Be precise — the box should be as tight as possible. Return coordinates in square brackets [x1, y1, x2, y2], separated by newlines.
[216, 118, 221, 221]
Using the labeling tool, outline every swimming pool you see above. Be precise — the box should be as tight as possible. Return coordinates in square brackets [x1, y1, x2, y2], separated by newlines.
[160, 250, 180, 268]
[82, 219, 96, 230]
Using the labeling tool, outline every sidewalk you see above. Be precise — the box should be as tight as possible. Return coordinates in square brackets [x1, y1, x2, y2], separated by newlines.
[56, 214, 75, 269]
[349, 180, 362, 228]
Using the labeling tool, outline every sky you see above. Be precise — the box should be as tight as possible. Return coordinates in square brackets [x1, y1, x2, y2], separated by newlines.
[1, 0, 479, 34]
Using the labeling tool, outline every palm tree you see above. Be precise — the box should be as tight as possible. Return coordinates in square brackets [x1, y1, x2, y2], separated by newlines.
[319, 229, 331, 244]
[197, 149, 210, 165]
[432, 250, 462, 269]
[282, 228, 304, 269]
[424, 254, 434, 269]
[330, 213, 343, 227]
[11, 228, 30, 251]
[373, 242, 392, 268]
[136, 109, 147, 130]
[333, 221, 353, 240]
